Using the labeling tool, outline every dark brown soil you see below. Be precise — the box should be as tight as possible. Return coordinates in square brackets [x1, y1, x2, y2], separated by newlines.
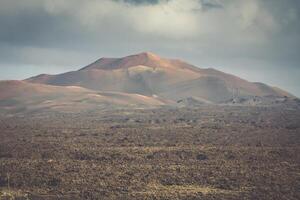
[0, 105, 299, 199]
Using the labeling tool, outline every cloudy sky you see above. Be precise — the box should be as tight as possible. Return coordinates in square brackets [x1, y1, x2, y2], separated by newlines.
[0, 0, 299, 96]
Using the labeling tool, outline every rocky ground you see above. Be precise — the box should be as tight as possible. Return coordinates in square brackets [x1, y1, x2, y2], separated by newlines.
[0, 104, 299, 199]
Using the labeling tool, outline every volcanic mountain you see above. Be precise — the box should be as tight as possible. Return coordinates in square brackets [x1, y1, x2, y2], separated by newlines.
[26, 52, 292, 103]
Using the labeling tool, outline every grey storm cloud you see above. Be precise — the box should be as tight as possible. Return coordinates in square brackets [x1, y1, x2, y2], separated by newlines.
[113, 0, 161, 5]
[0, 0, 299, 96]
[200, 0, 223, 10]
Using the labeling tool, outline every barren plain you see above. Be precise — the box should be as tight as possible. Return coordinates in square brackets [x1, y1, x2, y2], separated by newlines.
[0, 103, 299, 200]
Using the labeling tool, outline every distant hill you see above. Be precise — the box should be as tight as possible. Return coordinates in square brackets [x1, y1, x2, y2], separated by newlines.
[0, 80, 167, 113]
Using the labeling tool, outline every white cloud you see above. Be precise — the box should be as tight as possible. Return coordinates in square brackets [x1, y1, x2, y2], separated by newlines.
[42, 0, 202, 38]
[232, 0, 278, 34]
[40, 0, 283, 41]
[129, 0, 202, 38]
[0, 0, 293, 41]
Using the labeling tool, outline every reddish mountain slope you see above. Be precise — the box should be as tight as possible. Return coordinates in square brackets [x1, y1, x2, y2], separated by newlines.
[26, 52, 293, 102]
[0, 80, 167, 113]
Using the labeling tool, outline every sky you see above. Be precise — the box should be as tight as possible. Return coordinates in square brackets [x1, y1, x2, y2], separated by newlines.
[0, 0, 299, 96]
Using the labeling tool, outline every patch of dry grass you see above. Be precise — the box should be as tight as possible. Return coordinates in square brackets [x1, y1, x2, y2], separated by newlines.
[0, 189, 29, 200]
[136, 182, 240, 196]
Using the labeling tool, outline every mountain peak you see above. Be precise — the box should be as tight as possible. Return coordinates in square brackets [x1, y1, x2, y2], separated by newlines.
[135, 51, 160, 58]
[80, 51, 166, 71]
[99, 51, 160, 61]
[124, 51, 162, 63]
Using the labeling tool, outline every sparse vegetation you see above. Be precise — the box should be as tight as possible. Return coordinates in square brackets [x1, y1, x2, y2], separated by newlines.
[0, 104, 299, 199]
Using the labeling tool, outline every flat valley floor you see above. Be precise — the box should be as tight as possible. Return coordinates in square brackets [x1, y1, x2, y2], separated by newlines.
[0, 105, 299, 199]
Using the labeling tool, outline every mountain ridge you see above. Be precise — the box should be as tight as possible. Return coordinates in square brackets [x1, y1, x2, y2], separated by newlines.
[26, 52, 292, 102]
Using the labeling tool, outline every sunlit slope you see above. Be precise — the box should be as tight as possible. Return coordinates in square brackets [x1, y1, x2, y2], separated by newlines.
[0, 80, 167, 113]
